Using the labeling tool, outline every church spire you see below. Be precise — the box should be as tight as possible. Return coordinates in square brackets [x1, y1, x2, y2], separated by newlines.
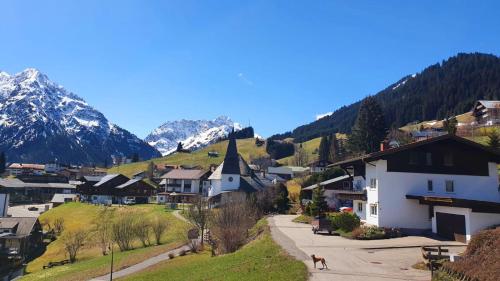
[221, 130, 240, 174]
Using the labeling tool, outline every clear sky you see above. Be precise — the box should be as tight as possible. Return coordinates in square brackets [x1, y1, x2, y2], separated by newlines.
[1, 1, 500, 138]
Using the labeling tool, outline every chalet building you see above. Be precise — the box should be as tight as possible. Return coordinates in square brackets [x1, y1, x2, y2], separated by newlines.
[308, 160, 333, 173]
[0, 177, 76, 204]
[472, 100, 500, 125]
[6, 163, 45, 176]
[267, 166, 310, 180]
[331, 134, 500, 243]
[208, 135, 269, 205]
[79, 174, 155, 204]
[0, 217, 43, 267]
[158, 169, 210, 203]
[302, 175, 352, 210]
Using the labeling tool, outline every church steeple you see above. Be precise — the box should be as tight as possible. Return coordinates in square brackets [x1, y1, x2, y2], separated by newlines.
[221, 131, 240, 174]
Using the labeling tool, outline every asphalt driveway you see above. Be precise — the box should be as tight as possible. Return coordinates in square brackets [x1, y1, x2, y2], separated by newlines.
[269, 215, 465, 281]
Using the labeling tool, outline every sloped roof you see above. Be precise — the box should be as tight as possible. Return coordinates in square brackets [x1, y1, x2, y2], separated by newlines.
[94, 174, 122, 187]
[330, 134, 500, 167]
[82, 176, 104, 182]
[303, 175, 350, 190]
[161, 169, 206, 180]
[476, 100, 500, 109]
[0, 178, 75, 189]
[51, 193, 77, 203]
[208, 155, 253, 180]
[116, 178, 142, 189]
[8, 163, 45, 170]
[0, 217, 38, 237]
[221, 135, 240, 174]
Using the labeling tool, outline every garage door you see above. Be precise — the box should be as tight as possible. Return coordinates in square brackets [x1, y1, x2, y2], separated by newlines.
[436, 212, 466, 243]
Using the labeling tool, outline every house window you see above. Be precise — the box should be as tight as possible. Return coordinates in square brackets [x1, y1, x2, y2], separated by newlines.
[370, 204, 378, 216]
[444, 152, 454, 166]
[342, 181, 350, 190]
[357, 202, 363, 212]
[370, 178, 377, 190]
[445, 180, 454, 193]
[427, 180, 433, 192]
[426, 153, 432, 166]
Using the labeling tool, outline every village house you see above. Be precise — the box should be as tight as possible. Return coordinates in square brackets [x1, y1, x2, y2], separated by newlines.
[308, 160, 333, 173]
[331, 134, 500, 242]
[158, 169, 210, 203]
[0, 217, 43, 267]
[78, 174, 156, 204]
[0, 176, 77, 204]
[50, 193, 78, 207]
[6, 163, 45, 176]
[267, 165, 310, 180]
[302, 175, 352, 210]
[208, 135, 269, 205]
[471, 100, 500, 125]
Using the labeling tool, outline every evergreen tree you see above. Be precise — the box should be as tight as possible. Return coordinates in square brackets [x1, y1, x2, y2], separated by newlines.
[274, 183, 290, 214]
[349, 96, 387, 153]
[176, 142, 183, 152]
[310, 185, 329, 217]
[103, 158, 108, 168]
[328, 134, 339, 162]
[0, 152, 5, 174]
[443, 116, 458, 134]
[318, 135, 330, 162]
[487, 129, 500, 149]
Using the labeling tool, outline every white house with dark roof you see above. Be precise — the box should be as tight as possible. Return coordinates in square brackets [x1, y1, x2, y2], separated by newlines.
[332, 134, 500, 243]
[157, 169, 210, 203]
[208, 135, 269, 205]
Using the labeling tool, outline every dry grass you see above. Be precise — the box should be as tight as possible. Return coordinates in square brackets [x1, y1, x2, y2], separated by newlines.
[443, 227, 500, 281]
[21, 203, 190, 281]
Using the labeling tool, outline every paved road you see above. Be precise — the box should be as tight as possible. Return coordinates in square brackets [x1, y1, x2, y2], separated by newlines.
[269, 215, 465, 281]
[88, 245, 191, 281]
[8, 203, 52, 217]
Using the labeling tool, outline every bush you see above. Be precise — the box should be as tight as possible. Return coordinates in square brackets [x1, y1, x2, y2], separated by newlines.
[352, 226, 386, 240]
[168, 253, 175, 259]
[329, 212, 360, 232]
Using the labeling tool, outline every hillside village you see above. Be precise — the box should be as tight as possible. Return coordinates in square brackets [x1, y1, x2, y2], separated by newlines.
[0, 96, 499, 281]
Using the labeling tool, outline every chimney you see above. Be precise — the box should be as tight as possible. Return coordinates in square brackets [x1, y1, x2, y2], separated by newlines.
[380, 141, 389, 151]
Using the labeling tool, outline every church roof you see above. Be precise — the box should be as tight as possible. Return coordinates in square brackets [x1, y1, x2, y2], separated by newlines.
[221, 135, 240, 174]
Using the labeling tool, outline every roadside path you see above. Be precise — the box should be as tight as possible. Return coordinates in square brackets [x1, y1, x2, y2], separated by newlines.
[88, 245, 190, 281]
[269, 215, 465, 281]
[89, 210, 192, 280]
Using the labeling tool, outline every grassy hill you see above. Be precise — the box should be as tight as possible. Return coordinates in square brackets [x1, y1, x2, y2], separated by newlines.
[22, 203, 189, 281]
[277, 133, 347, 165]
[118, 219, 308, 281]
[400, 111, 475, 132]
[108, 138, 268, 177]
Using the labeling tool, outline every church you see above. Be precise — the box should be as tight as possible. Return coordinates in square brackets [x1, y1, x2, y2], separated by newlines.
[208, 134, 267, 205]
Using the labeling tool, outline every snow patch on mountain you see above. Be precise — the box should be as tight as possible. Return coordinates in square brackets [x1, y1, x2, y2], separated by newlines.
[0, 68, 160, 164]
[146, 116, 242, 155]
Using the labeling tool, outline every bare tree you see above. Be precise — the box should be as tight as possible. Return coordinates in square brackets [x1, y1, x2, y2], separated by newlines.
[134, 219, 151, 247]
[54, 217, 65, 236]
[93, 208, 114, 255]
[293, 143, 309, 166]
[151, 216, 168, 245]
[210, 198, 256, 254]
[112, 216, 136, 251]
[186, 196, 211, 246]
[61, 229, 88, 263]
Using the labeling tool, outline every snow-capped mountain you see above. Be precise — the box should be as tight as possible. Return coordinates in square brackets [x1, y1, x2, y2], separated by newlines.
[145, 116, 242, 155]
[0, 68, 160, 164]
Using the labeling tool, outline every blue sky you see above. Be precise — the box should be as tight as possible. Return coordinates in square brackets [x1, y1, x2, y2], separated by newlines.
[1, 1, 500, 138]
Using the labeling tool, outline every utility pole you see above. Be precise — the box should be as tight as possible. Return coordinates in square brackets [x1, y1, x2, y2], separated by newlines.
[109, 244, 114, 280]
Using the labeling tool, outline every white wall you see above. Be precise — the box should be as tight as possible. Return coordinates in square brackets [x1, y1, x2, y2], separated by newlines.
[371, 160, 500, 231]
[353, 200, 366, 221]
[0, 193, 9, 217]
[469, 211, 500, 237]
[208, 174, 240, 197]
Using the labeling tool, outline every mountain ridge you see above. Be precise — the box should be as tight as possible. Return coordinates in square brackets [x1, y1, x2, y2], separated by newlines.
[0, 68, 160, 165]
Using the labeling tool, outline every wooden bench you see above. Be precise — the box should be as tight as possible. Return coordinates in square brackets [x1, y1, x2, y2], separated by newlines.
[43, 259, 71, 269]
